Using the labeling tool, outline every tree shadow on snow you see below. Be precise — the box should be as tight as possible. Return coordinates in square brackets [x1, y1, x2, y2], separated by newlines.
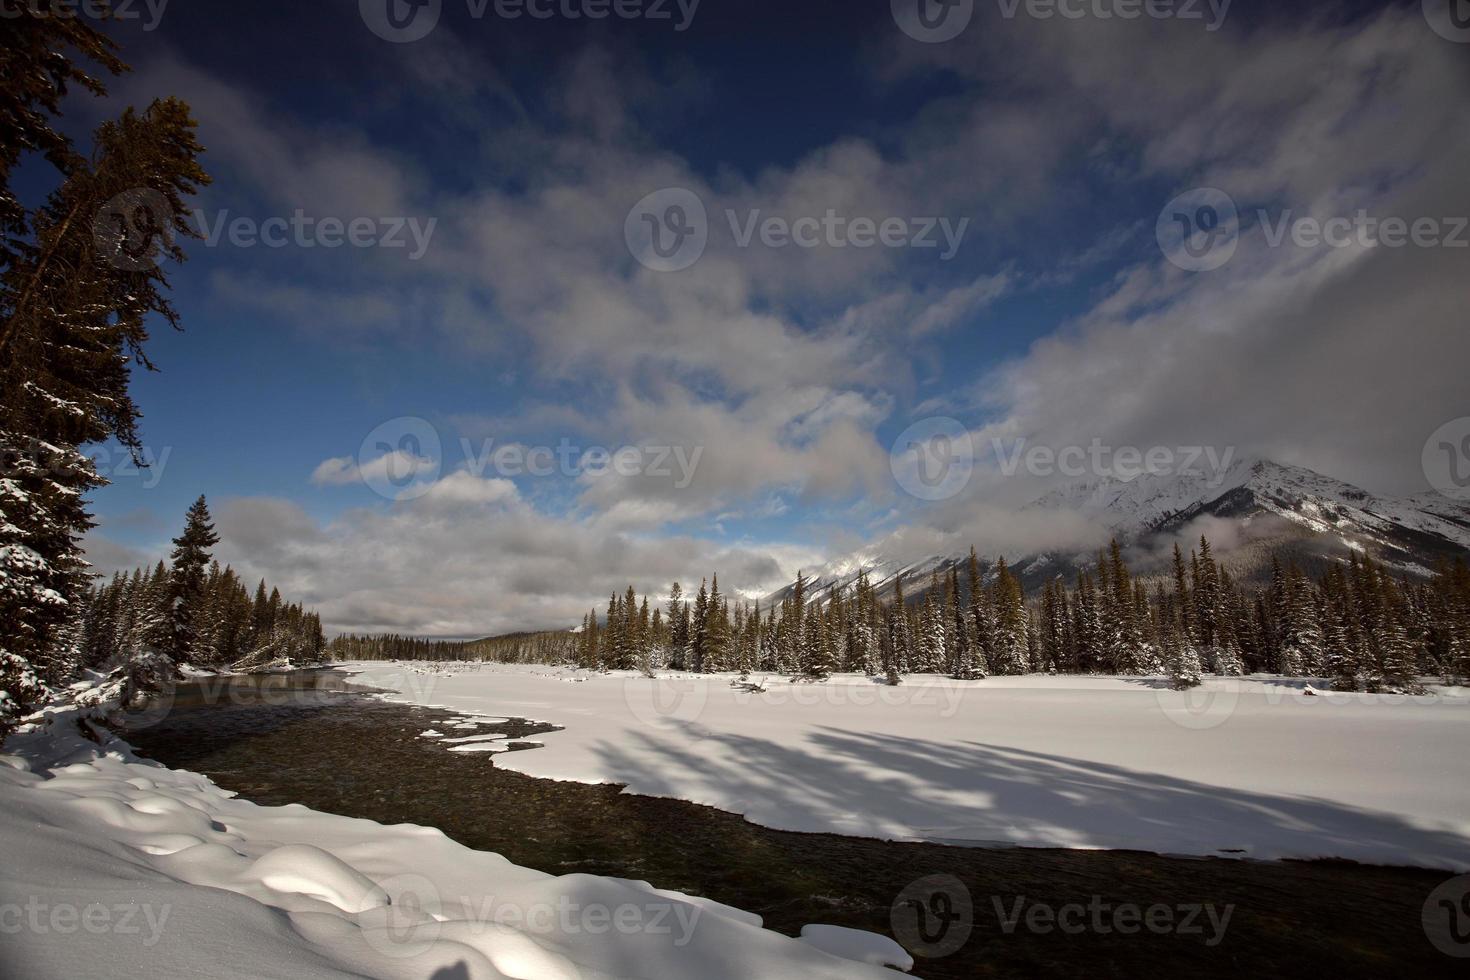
[588, 725, 1468, 869]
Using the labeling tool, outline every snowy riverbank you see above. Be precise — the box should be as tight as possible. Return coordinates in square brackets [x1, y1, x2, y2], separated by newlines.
[0, 703, 909, 979]
[346, 662, 1470, 870]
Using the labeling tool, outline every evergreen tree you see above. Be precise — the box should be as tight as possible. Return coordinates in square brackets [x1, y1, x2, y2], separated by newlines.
[167, 495, 219, 663]
[989, 557, 1029, 674]
[665, 583, 686, 670]
[0, 23, 207, 728]
[890, 572, 913, 675]
[691, 579, 709, 672]
[704, 576, 730, 671]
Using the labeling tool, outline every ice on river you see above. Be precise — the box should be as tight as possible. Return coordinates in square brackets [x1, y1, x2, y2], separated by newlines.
[349, 662, 1470, 870]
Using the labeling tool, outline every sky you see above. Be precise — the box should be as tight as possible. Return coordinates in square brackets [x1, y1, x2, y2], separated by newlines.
[51, 0, 1470, 636]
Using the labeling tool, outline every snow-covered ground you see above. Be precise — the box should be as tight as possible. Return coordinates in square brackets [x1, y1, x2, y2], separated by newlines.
[348, 663, 1470, 870]
[0, 706, 909, 979]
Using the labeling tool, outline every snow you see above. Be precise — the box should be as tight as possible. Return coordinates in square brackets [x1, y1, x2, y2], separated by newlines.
[348, 662, 1470, 870]
[0, 707, 905, 979]
[801, 924, 914, 971]
[1031, 456, 1470, 552]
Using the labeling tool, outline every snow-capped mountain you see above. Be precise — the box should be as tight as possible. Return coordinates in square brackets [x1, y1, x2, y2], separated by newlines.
[1029, 457, 1470, 556]
[769, 459, 1470, 602]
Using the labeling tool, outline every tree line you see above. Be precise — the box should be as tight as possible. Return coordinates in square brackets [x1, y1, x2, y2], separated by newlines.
[69, 494, 323, 669]
[327, 630, 576, 665]
[79, 500, 326, 674]
[333, 537, 1470, 695]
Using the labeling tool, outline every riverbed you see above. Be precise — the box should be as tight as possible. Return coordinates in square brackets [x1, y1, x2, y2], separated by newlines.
[115, 670, 1463, 979]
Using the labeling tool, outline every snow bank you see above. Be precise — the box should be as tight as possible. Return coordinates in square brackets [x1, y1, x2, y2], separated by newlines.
[0, 707, 908, 979]
[348, 663, 1470, 870]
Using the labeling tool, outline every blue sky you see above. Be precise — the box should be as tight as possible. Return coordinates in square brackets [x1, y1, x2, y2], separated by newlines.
[58, 0, 1470, 634]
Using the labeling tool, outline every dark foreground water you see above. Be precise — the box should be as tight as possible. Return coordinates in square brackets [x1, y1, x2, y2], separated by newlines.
[115, 670, 1463, 979]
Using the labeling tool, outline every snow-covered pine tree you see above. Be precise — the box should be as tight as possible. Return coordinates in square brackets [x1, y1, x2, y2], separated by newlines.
[880, 605, 902, 686]
[1104, 540, 1145, 673]
[966, 548, 996, 674]
[1161, 582, 1203, 690]
[1072, 570, 1101, 673]
[1370, 578, 1425, 694]
[690, 579, 709, 672]
[989, 557, 1029, 674]
[166, 495, 219, 664]
[890, 572, 913, 674]
[1277, 564, 1323, 677]
[668, 583, 689, 671]
[914, 592, 943, 674]
[704, 576, 730, 671]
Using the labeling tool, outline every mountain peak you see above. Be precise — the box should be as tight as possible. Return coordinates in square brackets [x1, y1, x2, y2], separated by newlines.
[771, 460, 1469, 606]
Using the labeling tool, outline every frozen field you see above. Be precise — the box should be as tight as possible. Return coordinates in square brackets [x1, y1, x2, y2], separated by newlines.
[348, 663, 1470, 870]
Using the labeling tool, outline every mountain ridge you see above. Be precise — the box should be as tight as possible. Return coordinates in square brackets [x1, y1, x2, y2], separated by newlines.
[765, 458, 1470, 605]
